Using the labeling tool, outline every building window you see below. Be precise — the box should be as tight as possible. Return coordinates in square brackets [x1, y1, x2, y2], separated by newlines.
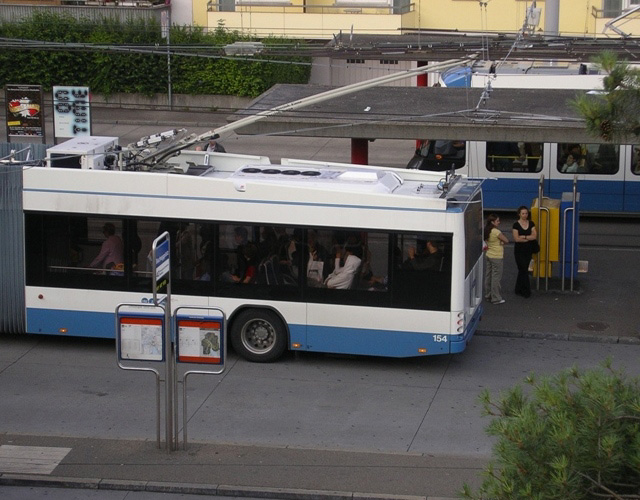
[602, 0, 640, 17]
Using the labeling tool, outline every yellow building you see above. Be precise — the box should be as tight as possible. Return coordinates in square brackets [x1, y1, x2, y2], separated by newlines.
[199, 0, 640, 39]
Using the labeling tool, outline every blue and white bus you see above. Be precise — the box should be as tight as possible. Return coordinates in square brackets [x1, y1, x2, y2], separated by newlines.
[1, 144, 484, 362]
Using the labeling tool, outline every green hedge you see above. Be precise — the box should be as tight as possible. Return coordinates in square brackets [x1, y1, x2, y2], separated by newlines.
[0, 13, 311, 97]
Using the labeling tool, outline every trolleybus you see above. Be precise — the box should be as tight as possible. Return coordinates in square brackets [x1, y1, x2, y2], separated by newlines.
[1, 144, 484, 362]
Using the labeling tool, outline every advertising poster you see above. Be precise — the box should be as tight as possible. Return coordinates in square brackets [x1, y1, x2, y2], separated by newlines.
[53, 86, 91, 139]
[177, 319, 223, 365]
[5, 84, 45, 138]
[119, 316, 164, 362]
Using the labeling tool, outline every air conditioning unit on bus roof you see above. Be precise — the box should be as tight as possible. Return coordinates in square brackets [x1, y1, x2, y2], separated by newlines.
[46, 136, 118, 170]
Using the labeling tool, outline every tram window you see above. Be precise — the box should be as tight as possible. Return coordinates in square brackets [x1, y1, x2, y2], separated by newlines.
[486, 142, 542, 173]
[557, 143, 619, 175]
[407, 139, 466, 171]
[632, 146, 640, 175]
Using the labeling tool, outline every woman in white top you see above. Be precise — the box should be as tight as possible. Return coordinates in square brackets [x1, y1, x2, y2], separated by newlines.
[324, 246, 362, 289]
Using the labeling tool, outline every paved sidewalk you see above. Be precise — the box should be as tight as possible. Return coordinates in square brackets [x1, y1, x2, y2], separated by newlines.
[0, 434, 482, 500]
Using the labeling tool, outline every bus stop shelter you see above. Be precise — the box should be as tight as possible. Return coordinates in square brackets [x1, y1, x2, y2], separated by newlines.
[229, 85, 608, 164]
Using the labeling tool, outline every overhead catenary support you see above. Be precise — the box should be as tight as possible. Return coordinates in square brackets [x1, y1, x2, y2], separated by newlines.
[143, 56, 478, 166]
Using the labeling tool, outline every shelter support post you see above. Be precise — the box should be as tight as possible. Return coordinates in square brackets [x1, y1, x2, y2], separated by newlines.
[351, 138, 369, 165]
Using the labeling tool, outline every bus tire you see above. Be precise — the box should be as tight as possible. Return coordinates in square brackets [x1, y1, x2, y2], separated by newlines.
[230, 309, 287, 362]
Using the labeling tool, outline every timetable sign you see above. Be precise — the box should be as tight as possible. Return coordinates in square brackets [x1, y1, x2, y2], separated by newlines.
[177, 318, 224, 365]
[118, 315, 164, 362]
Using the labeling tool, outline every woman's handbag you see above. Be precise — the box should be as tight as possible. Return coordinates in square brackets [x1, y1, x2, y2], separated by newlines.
[530, 239, 540, 254]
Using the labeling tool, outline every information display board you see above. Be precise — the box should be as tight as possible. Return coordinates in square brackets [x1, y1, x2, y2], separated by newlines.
[176, 316, 224, 365]
[153, 234, 170, 305]
[118, 314, 165, 362]
[53, 86, 91, 139]
[5, 84, 45, 138]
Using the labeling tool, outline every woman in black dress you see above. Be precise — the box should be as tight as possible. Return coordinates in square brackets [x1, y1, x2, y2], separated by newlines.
[511, 206, 537, 298]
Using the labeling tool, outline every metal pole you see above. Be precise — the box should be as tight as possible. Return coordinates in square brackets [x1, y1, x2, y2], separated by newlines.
[570, 176, 578, 292]
[167, 12, 172, 109]
[536, 175, 543, 290]
[164, 287, 174, 450]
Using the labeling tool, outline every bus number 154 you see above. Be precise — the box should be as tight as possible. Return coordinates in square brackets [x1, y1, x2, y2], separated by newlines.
[432, 335, 448, 343]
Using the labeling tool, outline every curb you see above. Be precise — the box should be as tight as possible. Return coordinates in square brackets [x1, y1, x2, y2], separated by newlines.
[476, 329, 640, 345]
[0, 474, 449, 500]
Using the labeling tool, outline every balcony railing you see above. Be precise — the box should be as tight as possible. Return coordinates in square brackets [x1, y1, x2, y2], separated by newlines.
[207, 2, 413, 15]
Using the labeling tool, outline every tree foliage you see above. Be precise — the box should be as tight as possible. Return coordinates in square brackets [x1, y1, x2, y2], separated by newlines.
[573, 52, 640, 141]
[0, 14, 310, 97]
[462, 360, 640, 500]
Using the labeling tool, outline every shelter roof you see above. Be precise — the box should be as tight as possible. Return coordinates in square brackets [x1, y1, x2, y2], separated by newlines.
[232, 85, 607, 144]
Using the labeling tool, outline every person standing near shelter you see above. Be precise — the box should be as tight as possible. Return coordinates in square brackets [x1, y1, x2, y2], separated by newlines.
[512, 206, 537, 298]
[483, 214, 509, 304]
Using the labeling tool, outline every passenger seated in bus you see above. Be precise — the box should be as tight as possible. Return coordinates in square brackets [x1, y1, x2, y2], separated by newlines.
[89, 223, 124, 272]
[228, 243, 258, 284]
[402, 240, 443, 271]
[221, 226, 249, 282]
[278, 228, 303, 280]
[306, 230, 329, 285]
[324, 244, 362, 289]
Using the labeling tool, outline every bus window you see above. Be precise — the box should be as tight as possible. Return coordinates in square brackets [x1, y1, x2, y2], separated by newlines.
[486, 142, 542, 172]
[393, 233, 452, 311]
[557, 143, 619, 175]
[216, 224, 301, 295]
[407, 139, 466, 171]
[33, 214, 127, 289]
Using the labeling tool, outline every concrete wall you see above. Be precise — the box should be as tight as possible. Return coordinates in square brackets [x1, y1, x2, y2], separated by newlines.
[88, 92, 252, 111]
[0, 93, 252, 112]
[205, 10, 403, 37]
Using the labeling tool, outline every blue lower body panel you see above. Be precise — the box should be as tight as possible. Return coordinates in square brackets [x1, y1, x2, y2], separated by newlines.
[27, 308, 115, 338]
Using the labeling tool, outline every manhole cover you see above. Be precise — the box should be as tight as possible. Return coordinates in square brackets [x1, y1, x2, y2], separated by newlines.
[577, 321, 609, 332]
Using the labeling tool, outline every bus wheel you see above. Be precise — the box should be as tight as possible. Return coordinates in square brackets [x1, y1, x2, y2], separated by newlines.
[230, 309, 287, 362]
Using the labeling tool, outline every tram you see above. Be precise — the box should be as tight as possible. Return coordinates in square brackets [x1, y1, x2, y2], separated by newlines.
[408, 138, 640, 214]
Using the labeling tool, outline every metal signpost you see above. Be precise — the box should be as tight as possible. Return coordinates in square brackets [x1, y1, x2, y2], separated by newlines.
[151, 232, 176, 450]
[175, 306, 227, 449]
[116, 233, 227, 452]
[115, 304, 165, 448]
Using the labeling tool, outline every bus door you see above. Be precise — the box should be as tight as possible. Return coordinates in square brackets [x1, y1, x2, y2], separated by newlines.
[624, 144, 640, 213]
[549, 143, 624, 212]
